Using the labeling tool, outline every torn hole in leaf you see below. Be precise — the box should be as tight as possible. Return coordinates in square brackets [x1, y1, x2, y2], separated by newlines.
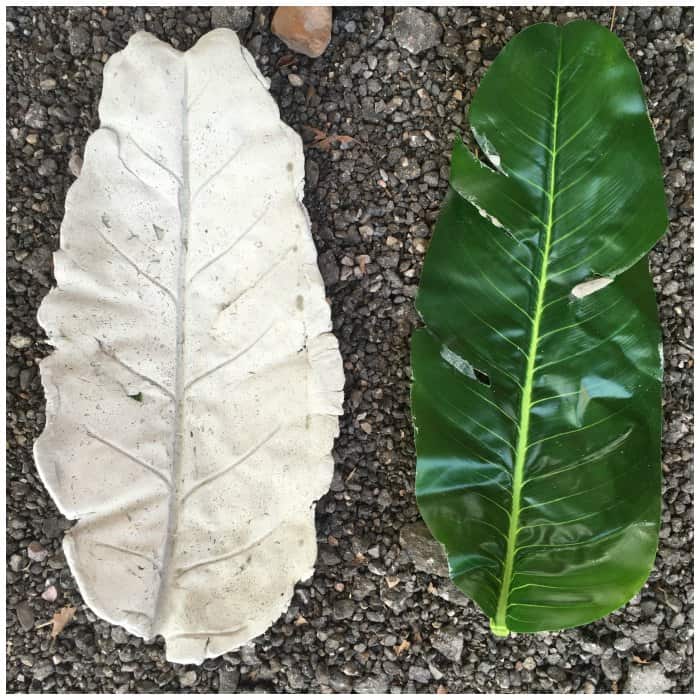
[471, 127, 506, 175]
[473, 368, 491, 387]
[440, 344, 475, 379]
[468, 198, 506, 231]
[571, 276, 613, 299]
[439, 344, 491, 386]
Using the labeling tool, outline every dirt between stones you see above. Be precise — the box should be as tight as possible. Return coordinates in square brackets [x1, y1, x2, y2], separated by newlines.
[6, 5, 693, 693]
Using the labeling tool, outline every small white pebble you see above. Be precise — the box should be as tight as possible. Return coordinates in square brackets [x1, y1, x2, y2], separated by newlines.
[42, 585, 58, 602]
[288, 73, 303, 87]
[522, 656, 537, 671]
[179, 670, 197, 688]
[9, 334, 32, 350]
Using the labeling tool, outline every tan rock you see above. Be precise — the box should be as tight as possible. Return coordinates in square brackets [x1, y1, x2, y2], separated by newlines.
[271, 6, 332, 58]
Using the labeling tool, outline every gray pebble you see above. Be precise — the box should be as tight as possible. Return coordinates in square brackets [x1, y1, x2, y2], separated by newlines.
[668, 169, 686, 188]
[32, 660, 55, 682]
[392, 8, 443, 55]
[613, 636, 635, 653]
[649, 15, 664, 32]
[27, 542, 48, 562]
[218, 667, 240, 691]
[624, 663, 673, 693]
[669, 612, 685, 628]
[329, 670, 352, 692]
[68, 24, 90, 56]
[211, 6, 252, 32]
[68, 153, 83, 178]
[408, 665, 432, 684]
[38, 158, 57, 177]
[178, 670, 197, 688]
[395, 157, 421, 181]
[318, 250, 339, 286]
[399, 521, 449, 577]
[16, 602, 35, 631]
[24, 102, 47, 129]
[632, 623, 659, 644]
[19, 369, 32, 391]
[380, 585, 412, 614]
[110, 626, 128, 644]
[305, 159, 319, 189]
[353, 674, 389, 693]
[430, 626, 463, 662]
[601, 652, 622, 681]
[333, 598, 355, 621]
[659, 649, 683, 672]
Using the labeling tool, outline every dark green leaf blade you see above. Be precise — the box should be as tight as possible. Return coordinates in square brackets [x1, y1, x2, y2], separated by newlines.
[412, 20, 666, 635]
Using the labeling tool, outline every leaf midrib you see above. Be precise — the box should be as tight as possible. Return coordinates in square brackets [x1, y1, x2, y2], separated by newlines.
[152, 57, 190, 633]
[490, 37, 563, 636]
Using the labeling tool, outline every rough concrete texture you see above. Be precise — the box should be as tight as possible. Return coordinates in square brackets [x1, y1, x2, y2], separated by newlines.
[7, 5, 693, 693]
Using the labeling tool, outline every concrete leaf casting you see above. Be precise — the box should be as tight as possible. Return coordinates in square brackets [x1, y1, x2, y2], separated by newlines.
[33, 29, 344, 665]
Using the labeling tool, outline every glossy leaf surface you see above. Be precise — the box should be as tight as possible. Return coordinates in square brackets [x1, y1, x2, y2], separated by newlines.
[412, 21, 667, 635]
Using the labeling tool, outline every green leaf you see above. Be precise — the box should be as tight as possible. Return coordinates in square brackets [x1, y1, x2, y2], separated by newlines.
[411, 20, 667, 635]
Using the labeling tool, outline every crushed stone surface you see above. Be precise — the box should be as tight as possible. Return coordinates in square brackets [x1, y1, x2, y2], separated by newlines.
[6, 5, 693, 693]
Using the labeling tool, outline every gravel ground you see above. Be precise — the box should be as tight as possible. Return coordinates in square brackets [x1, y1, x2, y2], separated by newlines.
[6, 5, 693, 693]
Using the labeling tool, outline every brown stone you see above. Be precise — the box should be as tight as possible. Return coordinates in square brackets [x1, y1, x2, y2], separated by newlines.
[271, 6, 332, 58]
